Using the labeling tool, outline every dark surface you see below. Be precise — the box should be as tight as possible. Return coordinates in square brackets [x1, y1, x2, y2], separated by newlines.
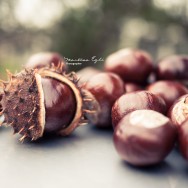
[0, 124, 188, 188]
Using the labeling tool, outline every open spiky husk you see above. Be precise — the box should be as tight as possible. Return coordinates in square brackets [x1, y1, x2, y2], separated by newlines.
[0, 62, 98, 141]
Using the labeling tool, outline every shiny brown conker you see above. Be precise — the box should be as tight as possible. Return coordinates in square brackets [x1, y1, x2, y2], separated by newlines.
[124, 82, 142, 93]
[84, 72, 125, 128]
[41, 77, 76, 133]
[168, 94, 188, 127]
[113, 110, 177, 166]
[25, 52, 67, 71]
[104, 48, 153, 84]
[178, 119, 188, 160]
[147, 81, 188, 110]
[112, 91, 167, 128]
[156, 55, 188, 83]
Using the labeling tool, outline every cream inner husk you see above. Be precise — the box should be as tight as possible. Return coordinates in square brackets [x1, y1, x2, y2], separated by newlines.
[35, 73, 45, 136]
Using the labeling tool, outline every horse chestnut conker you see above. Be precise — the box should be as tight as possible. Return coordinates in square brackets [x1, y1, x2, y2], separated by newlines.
[104, 48, 153, 84]
[156, 55, 188, 84]
[147, 81, 188, 110]
[178, 119, 188, 160]
[112, 91, 167, 128]
[113, 110, 177, 166]
[25, 52, 67, 71]
[84, 72, 125, 128]
[168, 94, 188, 127]
[0, 63, 90, 141]
[124, 83, 142, 93]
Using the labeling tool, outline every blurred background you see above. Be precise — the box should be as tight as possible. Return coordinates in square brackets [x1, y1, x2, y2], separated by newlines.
[0, 0, 188, 78]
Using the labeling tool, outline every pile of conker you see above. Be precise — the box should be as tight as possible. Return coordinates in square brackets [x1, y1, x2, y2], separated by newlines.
[104, 50, 188, 166]
[0, 48, 188, 168]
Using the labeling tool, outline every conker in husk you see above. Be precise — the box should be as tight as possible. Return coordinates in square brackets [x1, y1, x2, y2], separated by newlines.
[156, 55, 188, 84]
[147, 81, 188, 110]
[84, 72, 125, 128]
[178, 119, 188, 160]
[25, 52, 67, 71]
[113, 110, 177, 166]
[168, 94, 188, 127]
[112, 91, 167, 128]
[104, 48, 153, 84]
[0, 63, 90, 141]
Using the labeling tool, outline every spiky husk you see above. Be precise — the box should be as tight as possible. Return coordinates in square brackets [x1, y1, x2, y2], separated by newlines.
[0, 69, 45, 141]
[81, 89, 101, 125]
[0, 62, 97, 142]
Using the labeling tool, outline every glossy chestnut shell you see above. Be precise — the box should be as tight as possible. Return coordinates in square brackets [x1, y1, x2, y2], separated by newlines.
[112, 91, 167, 128]
[113, 110, 177, 166]
[156, 55, 188, 82]
[85, 72, 125, 128]
[147, 81, 188, 110]
[178, 119, 188, 160]
[124, 83, 142, 93]
[168, 94, 188, 127]
[105, 49, 153, 84]
[25, 52, 67, 70]
[41, 77, 76, 133]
